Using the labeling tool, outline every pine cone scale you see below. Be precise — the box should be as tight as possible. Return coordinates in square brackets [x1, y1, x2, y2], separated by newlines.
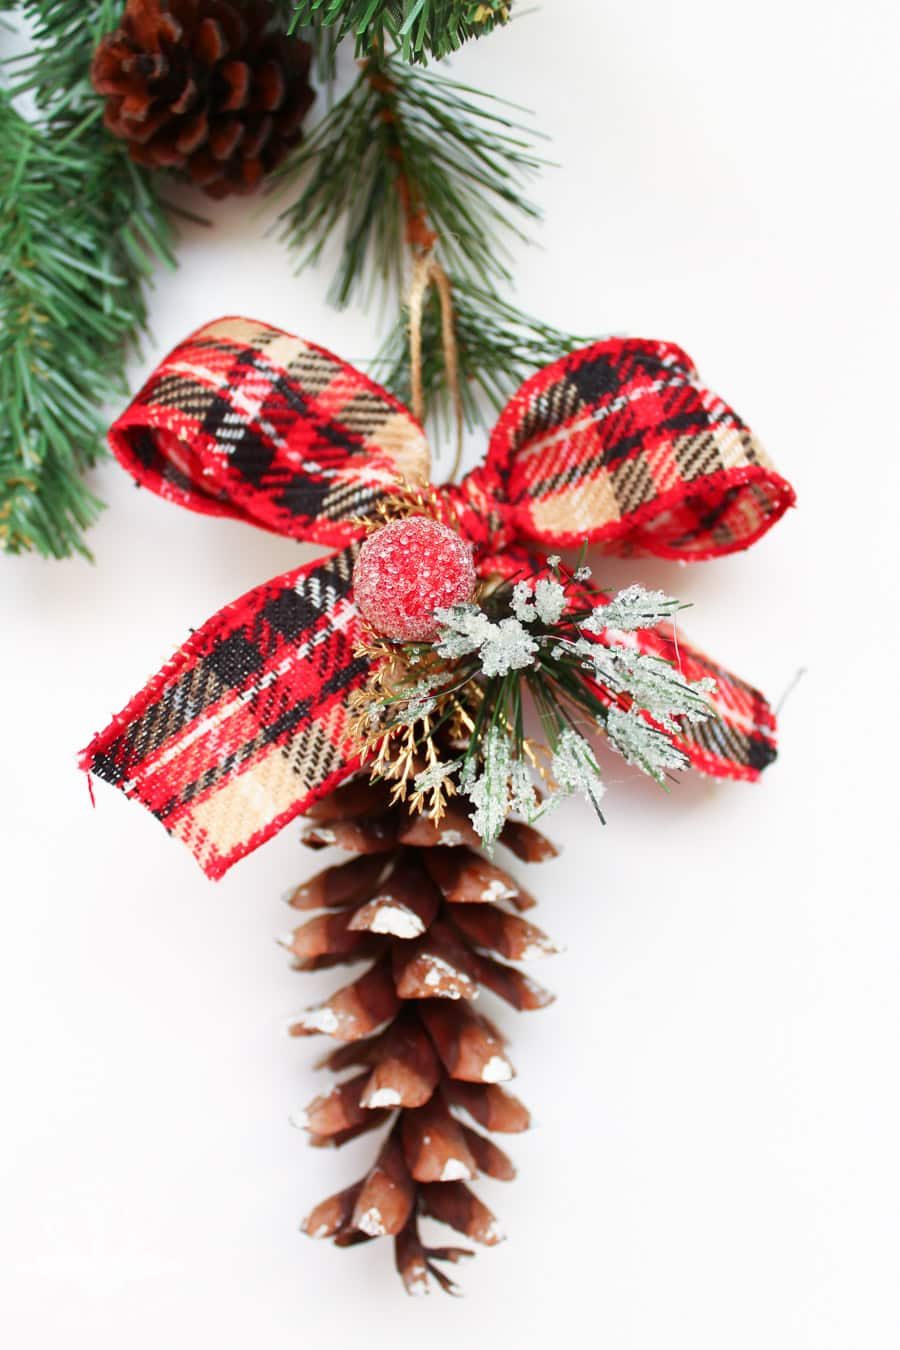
[352, 1132, 415, 1238]
[444, 1079, 530, 1133]
[303, 1182, 363, 1242]
[174, 111, 208, 155]
[220, 60, 250, 109]
[195, 16, 228, 63]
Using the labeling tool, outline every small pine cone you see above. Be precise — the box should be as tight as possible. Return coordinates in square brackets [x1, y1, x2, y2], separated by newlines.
[91, 0, 314, 198]
[285, 777, 560, 1296]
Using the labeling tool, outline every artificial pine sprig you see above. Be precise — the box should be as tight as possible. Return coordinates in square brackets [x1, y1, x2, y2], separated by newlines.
[350, 557, 717, 851]
[288, 0, 510, 63]
[277, 54, 542, 306]
[3, 0, 562, 551]
[276, 51, 586, 435]
[0, 90, 174, 557]
[2, 0, 174, 558]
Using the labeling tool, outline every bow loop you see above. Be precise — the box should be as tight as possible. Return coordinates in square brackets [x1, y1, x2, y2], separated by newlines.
[83, 317, 796, 880]
[109, 316, 430, 548]
[483, 338, 795, 559]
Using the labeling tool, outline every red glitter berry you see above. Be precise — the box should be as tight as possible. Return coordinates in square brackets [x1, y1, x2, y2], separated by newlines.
[352, 517, 476, 642]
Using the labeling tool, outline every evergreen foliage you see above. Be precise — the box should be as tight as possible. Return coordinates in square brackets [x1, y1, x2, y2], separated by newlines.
[276, 52, 586, 443]
[277, 57, 542, 305]
[1, 1, 173, 558]
[287, 0, 510, 63]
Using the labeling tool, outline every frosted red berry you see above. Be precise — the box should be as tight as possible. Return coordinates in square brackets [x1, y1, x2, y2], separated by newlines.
[352, 517, 476, 642]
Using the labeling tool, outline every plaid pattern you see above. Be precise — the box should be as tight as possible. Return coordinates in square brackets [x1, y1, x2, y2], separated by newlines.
[109, 316, 430, 549]
[463, 338, 796, 559]
[667, 636, 778, 778]
[560, 570, 778, 782]
[82, 546, 366, 879]
[84, 319, 794, 877]
[601, 620, 776, 780]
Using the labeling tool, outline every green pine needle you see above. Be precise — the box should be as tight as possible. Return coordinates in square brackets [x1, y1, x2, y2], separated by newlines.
[275, 54, 543, 308]
[287, 0, 511, 63]
[274, 42, 580, 443]
[1, 2, 175, 559]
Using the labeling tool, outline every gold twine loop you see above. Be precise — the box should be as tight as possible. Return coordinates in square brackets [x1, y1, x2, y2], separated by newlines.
[408, 248, 465, 483]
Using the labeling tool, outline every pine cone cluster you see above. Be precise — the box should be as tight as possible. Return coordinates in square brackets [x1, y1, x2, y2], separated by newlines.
[91, 0, 314, 198]
[285, 777, 559, 1295]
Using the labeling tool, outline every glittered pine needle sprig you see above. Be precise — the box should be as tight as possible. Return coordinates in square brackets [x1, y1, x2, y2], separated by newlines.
[349, 532, 717, 852]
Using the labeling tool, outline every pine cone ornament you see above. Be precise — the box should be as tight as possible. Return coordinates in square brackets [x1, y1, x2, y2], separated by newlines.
[91, 0, 314, 198]
[285, 776, 559, 1296]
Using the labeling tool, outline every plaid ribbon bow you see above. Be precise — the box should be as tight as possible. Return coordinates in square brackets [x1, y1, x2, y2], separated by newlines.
[81, 316, 795, 879]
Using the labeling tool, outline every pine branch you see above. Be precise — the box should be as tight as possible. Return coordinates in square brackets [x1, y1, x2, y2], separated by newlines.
[0, 93, 175, 557]
[276, 55, 542, 307]
[1, 2, 175, 558]
[287, 0, 511, 63]
[277, 51, 590, 450]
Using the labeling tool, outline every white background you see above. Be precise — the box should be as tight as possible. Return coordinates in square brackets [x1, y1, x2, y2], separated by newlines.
[2, 2, 899, 1345]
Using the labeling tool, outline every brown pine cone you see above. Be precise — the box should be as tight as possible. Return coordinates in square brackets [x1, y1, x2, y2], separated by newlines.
[284, 777, 560, 1296]
[91, 0, 314, 198]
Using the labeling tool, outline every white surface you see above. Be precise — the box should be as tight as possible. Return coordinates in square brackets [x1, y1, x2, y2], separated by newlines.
[2, 2, 899, 1346]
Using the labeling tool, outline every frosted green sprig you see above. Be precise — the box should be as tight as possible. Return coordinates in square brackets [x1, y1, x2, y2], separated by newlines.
[462, 724, 512, 851]
[413, 757, 460, 795]
[361, 558, 717, 848]
[548, 728, 606, 815]
[435, 604, 538, 677]
[581, 584, 682, 633]
[560, 636, 715, 729]
[606, 706, 690, 783]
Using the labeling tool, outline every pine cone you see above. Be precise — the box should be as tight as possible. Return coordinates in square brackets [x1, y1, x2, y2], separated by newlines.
[91, 0, 314, 198]
[285, 776, 560, 1296]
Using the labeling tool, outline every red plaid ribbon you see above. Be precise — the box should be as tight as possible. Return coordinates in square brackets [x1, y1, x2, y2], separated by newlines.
[81, 317, 795, 878]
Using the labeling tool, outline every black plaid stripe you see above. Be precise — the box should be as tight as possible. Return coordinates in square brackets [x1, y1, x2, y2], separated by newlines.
[285, 346, 344, 396]
[738, 430, 761, 465]
[511, 374, 587, 455]
[683, 715, 753, 767]
[282, 653, 370, 779]
[510, 349, 699, 501]
[611, 452, 656, 516]
[95, 660, 231, 785]
[279, 349, 406, 455]
[165, 547, 361, 811]
[318, 480, 386, 523]
[173, 632, 357, 811]
[515, 444, 606, 503]
[674, 432, 724, 482]
[149, 371, 222, 423]
[566, 351, 624, 405]
[336, 389, 404, 441]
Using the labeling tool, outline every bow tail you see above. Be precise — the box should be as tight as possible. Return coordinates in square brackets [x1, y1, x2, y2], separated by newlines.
[621, 622, 777, 780]
[81, 547, 369, 879]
